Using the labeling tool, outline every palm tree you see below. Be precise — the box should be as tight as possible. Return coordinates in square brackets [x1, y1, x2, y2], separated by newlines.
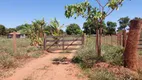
[47, 18, 64, 44]
[31, 19, 46, 46]
[49, 18, 64, 36]
[19, 19, 46, 46]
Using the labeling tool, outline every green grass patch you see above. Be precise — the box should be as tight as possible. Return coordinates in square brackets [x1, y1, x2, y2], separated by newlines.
[88, 69, 116, 80]
[72, 37, 124, 68]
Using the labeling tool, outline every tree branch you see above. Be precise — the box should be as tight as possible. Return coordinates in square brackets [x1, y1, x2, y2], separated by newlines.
[96, 0, 103, 8]
[103, 1, 109, 8]
[106, 8, 110, 14]
[106, 9, 114, 17]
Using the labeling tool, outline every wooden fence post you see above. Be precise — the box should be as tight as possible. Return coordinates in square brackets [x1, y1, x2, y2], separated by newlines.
[106, 36, 108, 44]
[43, 33, 47, 50]
[82, 33, 86, 45]
[96, 29, 99, 56]
[124, 20, 142, 71]
[13, 32, 17, 53]
[117, 34, 119, 46]
[120, 32, 122, 46]
[62, 35, 65, 51]
[104, 36, 106, 44]
[123, 30, 127, 48]
[111, 35, 112, 45]
[115, 35, 117, 45]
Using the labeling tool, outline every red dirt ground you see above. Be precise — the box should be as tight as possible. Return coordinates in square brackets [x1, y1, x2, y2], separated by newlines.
[3, 51, 87, 80]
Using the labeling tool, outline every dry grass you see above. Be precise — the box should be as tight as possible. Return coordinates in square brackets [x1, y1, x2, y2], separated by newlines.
[0, 37, 44, 78]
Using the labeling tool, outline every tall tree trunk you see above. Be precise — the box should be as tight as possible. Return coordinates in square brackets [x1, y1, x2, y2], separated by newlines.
[98, 20, 103, 57]
[96, 29, 99, 56]
[124, 20, 142, 71]
[123, 30, 126, 48]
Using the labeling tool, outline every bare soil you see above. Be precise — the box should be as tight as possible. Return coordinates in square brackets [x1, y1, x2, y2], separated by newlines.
[3, 51, 86, 80]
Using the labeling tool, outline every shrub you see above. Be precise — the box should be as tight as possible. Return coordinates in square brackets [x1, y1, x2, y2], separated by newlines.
[13, 52, 29, 59]
[72, 37, 124, 68]
[17, 38, 30, 47]
[27, 46, 40, 53]
[138, 50, 142, 55]
[13, 48, 30, 59]
[88, 69, 116, 80]
[0, 54, 16, 69]
[102, 45, 124, 66]
[138, 70, 142, 80]
[71, 56, 83, 63]
[72, 37, 105, 68]
[30, 51, 42, 58]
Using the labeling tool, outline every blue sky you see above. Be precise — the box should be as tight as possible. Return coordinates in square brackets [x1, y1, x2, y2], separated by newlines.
[0, 0, 141, 29]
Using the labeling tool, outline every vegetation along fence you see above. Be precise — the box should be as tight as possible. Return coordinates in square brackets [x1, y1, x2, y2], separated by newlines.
[43, 34, 86, 52]
[102, 30, 142, 50]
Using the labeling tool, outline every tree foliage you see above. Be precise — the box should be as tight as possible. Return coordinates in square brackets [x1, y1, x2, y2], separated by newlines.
[0, 24, 6, 35]
[16, 25, 26, 31]
[83, 21, 107, 35]
[5, 28, 17, 35]
[66, 24, 82, 35]
[65, 0, 125, 56]
[133, 17, 142, 20]
[47, 18, 64, 36]
[65, 0, 124, 23]
[106, 21, 117, 35]
[19, 19, 46, 46]
[83, 21, 96, 35]
[118, 16, 130, 30]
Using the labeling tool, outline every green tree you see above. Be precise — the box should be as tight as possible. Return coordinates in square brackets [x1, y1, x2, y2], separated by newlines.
[16, 24, 25, 31]
[18, 24, 33, 36]
[0, 24, 6, 35]
[83, 21, 96, 35]
[19, 19, 46, 46]
[106, 21, 117, 35]
[118, 16, 130, 31]
[133, 17, 142, 20]
[65, 0, 124, 56]
[47, 18, 64, 37]
[45, 18, 64, 45]
[83, 21, 107, 35]
[66, 24, 82, 35]
[5, 28, 17, 35]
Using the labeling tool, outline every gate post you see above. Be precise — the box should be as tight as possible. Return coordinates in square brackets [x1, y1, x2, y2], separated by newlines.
[96, 29, 99, 56]
[43, 33, 47, 50]
[111, 35, 112, 45]
[82, 33, 86, 45]
[124, 20, 142, 71]
[123, 30, 127, 48]
[13, 32, 17, 53]
[120, 32, 122, 46]
[62, 35, 65, 51]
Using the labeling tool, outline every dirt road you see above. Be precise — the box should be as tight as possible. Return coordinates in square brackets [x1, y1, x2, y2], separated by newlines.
[4, 52, 86, 80]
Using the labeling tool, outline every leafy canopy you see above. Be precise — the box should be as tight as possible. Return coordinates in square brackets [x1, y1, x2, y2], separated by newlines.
[118, 16, 130, 30]
[65, 0, 124, 23]
[46, 18, 64, 36]
[106, 21, 117, 35]
[0, 24, 6, 35]
[66, 24, 82, 35]
[83, 21, 107, 35]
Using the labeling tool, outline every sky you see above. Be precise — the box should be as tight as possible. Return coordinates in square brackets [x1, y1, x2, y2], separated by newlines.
[0, 0, 142, 30]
